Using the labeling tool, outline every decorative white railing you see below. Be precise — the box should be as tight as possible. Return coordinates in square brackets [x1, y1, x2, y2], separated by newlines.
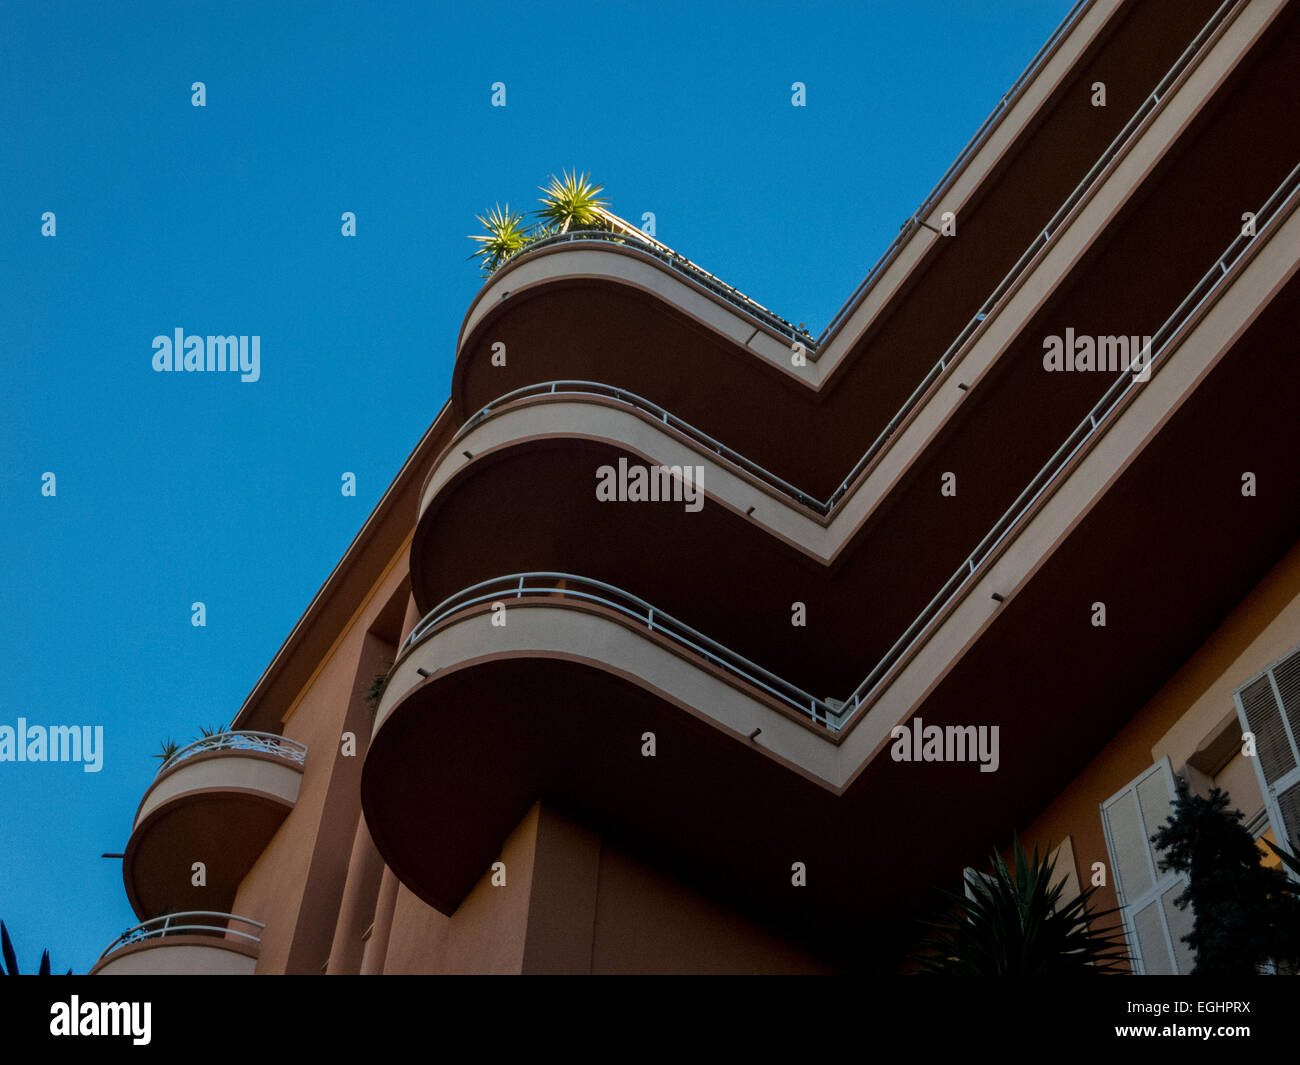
[98, 912, 264, 960]
[157, 731, 307, 775]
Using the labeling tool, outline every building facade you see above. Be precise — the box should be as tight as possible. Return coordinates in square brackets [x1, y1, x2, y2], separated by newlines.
[93, 0, 1300, 974]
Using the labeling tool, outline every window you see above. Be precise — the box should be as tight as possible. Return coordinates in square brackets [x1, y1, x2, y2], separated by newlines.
[1234, 643, 1300, 878]
[1100, 757, 1195, 974]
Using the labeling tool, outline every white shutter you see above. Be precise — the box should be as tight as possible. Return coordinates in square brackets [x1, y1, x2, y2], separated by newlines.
[1234, 644, 1300, 862]
[1100, 757, 1196, 974]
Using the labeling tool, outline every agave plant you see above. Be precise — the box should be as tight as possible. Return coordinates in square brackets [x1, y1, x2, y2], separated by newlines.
[911, 836, 1129, 975]
[1, 921, 70, 975]
[467, 203, 531, 276]
[197, 723, 226, 739]
[535, 170, 609, 234]
[154, 737, 180, 763]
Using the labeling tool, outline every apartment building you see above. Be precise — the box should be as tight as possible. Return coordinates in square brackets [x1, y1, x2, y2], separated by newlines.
[92, 0, 1300, 974]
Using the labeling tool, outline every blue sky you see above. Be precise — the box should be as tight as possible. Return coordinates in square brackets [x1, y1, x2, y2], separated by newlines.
[0, 0, 1074, 973]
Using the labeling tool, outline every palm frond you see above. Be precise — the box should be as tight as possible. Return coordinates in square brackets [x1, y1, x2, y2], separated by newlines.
[467, 203, 532, 276]
[911, 835, 1129, 975]
[535, 170, 609, 234]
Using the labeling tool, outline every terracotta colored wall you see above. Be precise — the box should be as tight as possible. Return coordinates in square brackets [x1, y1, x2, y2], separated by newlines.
[231, 559, 412, 973]
[381, 803, 540, 974]
[379, 802, 831, 973]
[586, 841, 832, 974]
[1015, 536, 1300, 959]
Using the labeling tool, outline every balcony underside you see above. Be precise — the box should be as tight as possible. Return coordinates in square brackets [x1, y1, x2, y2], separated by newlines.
[413, 220, 1300, 701]
[452, 0, 1291, 503]
[123, 752, 301, 919]
[374, 259, 1300, 970]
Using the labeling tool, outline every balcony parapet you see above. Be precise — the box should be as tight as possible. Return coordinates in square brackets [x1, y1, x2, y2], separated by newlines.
[122, 731, 307, 920]
[91, 912, 262, 975]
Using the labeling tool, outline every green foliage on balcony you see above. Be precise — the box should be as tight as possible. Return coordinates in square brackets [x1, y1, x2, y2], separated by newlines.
[468, 171, 623, 278]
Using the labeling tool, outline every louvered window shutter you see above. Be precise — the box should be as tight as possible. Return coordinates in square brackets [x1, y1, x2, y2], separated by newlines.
[1234, 645, 1300, 857]
[1100, 757, 1196, 974]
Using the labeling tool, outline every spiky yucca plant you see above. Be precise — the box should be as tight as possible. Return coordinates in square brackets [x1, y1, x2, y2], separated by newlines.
[467, 203, 531, 276]
[154, 737, 180, 763]
[911, 836, 1128, 975]
[535, 170, 608, 234]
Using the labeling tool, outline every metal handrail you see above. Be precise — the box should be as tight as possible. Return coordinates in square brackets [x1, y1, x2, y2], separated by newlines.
[400, 572, 838, 728]
[825, 0, 1236, 503]
[98, 911, 264, 960]
[450, 379, 820, 509]
[822, 0, 1093, 340]
[157, 730, 307, 775]
[413, 158, 1300, 735]
[461, 1, 1238, 519]
[498, 226, 816, 348]
[838, 154, 1300, 714]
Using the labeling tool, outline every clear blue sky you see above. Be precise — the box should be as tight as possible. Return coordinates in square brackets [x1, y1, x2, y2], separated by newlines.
[1, 0, 1074, 973]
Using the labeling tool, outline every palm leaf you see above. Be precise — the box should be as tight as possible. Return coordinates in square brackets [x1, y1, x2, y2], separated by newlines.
[535, 170, 609, 234]
[911, 835, 1129, 975]
[467, 203, 532, 277]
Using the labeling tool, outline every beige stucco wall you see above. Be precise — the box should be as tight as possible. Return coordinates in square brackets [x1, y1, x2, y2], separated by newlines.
[381, 803, 540, 974]
[232, 557, 412, 973]
[378, 801, 831, 973]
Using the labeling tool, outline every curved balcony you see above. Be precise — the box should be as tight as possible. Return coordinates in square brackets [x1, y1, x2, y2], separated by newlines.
[374, 169, 1300, 953]
[90, 912, 262, 975]
[451, 0, 1249, 491]
[414, 153, 1300, 692]
[122, 732, 307, 920]
[361, 580, 842, 942]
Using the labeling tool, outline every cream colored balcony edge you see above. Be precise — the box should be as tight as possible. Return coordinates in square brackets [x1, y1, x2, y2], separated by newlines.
[836, 182, 1300, 780]
[133, 747, 304, 833]
[814, 0, 1116, 361]
[455, 0, 1266, 394]
[457, 0, 1121, 371]
[425, 0, 1289, 568]
[404, 187, 1300, 781]
[92, 937, 259, 975]
[373, 599, 842, 786]
[92, 913, 262, 976]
